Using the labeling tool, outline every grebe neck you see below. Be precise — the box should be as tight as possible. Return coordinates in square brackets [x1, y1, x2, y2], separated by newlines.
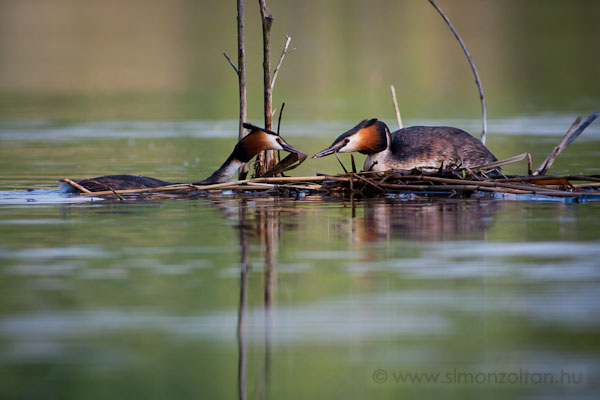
[194, 154, 242, 185]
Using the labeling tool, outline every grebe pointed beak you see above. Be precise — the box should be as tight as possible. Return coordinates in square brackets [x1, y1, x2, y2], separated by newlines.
[312, 143, 344, 159]
[274, 137, 306, 156]
[279, 141, 304, 155]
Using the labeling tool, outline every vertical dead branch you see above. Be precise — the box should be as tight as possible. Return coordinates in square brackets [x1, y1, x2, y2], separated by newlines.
[390, 84, 403, 129]
[224, 0, 247, 179]
[237, 0, 248, 178]
[258, 0, 275, 174]
[428, 0, 487, 145]
[256, 2, 293, 177]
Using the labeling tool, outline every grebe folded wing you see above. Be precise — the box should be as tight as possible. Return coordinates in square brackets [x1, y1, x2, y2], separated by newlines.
[60, 174, 172, 193]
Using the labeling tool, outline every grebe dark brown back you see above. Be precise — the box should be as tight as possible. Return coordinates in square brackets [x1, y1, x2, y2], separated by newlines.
[312, 119, 497, 172]
[62, 123, 303, 193]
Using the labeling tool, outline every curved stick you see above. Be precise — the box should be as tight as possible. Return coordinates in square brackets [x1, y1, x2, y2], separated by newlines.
[428, 0, 487, 144]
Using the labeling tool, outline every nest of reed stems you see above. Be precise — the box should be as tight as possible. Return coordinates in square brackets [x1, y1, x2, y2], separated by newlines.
[60, 170, 600, 202]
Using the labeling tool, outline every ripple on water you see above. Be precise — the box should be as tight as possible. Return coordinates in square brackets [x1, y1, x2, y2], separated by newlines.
[0, 219, 80, 225]
[0, 189, 103, 205]
[350, 241, 600, 281]
[0, 294, 449, 346]
[1, 246, 108, 260]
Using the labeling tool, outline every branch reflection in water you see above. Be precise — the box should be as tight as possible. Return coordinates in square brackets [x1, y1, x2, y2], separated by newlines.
[235, 199, 278, 400]
[224, 195, 502, 399]
[237, 204, 249, 400]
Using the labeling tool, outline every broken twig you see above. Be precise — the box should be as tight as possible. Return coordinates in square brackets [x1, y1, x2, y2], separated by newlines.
[223, 52, 239, 76]
[271, 35, 294, 92]
[533, 112, 598, 175]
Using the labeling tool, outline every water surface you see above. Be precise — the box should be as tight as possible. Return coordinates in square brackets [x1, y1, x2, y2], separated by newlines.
[1, 118, 600, 399]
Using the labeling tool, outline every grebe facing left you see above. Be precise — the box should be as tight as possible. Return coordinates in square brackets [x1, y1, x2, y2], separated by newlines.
[313, 119, 498, 173]
[62, 123, 303, 193]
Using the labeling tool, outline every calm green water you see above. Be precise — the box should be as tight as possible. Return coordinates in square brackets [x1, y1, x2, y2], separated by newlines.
[0, 118, 600, 399]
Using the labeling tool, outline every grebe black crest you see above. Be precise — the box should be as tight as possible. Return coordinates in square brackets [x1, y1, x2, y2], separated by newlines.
[313, 118, 497, 172]
[61, 123, 303, 193]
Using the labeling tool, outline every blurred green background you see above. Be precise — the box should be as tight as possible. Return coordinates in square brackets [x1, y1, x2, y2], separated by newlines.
[1, 0, 599, 122]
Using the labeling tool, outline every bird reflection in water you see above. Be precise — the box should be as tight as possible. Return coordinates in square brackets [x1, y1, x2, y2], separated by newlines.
[355, 198, 500, 243]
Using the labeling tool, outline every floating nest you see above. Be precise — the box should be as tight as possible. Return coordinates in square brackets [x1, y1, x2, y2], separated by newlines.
[60, 170, 600, 202]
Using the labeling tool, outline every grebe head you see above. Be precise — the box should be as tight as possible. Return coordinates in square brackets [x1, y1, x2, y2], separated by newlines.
[235, 123, 303, 162]
[312, 119, 389, 159]
[195, 123, 304, 185]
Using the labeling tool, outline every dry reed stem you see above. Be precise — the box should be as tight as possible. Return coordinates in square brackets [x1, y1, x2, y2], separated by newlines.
[60, 178, 92, 194]
[460, 152, 529, 172]
[74, 176, 340, 197]
[495, 175, 600, 183]
[572, 183, 600, 189]
[420, 176, 564, 193]
[350, 154, 357, 173]
[105, 186, 125, 200]
[67, 169, 600, 200]
[352, 173, 385, 192]
[390, 85, 403, 129]
[333, 151, 349, 174]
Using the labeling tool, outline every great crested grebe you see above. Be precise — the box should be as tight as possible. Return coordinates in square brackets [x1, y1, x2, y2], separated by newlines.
[312, 119, 497, 172]
[62, 123, 303, 193]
